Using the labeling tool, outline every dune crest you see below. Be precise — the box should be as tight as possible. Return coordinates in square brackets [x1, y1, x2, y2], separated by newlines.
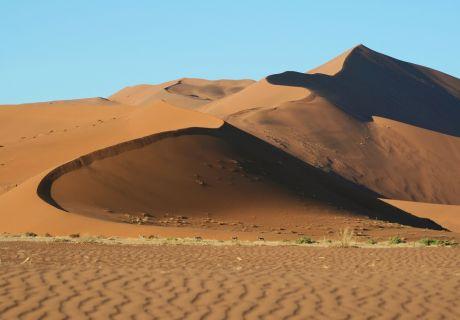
[110, 78, 254, 109]
[307, 45, 359, 76]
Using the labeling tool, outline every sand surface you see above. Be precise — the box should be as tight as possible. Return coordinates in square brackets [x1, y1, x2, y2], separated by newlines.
[0, 241, 459, 319]
[201, 45, 460, 205]
[383, 199, 460, 233]
[110, 78, 254, 109]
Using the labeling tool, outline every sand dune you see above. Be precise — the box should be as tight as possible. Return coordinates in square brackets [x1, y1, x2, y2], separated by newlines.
[0, 44, 459, 240]
[0, 96, 450, 240]
[110, 78, 254, 109]
[42, 123, 444, 239]
[0, 100, 247, 238]
[200, 45, 460, 205]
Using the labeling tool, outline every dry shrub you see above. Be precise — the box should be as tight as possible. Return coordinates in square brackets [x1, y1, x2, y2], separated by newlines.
[338, 227, 354, 247]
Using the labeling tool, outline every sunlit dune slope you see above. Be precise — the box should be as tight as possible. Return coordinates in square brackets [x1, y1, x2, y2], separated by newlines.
[383, 199, 460, 233]
[0, 98, 135, 194]
[110, 78, 254, 109]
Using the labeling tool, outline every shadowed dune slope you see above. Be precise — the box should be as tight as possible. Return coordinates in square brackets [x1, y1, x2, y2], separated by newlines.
[200, 45, 460, 204]
[110, 78, 254, 109]
[46, 124, 442, 232]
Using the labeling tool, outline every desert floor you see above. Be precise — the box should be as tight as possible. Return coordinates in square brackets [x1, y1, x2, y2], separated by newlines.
[1, 241, 459, 319]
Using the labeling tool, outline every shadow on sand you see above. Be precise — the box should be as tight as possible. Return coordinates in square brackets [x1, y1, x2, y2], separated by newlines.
[267, 46, 460, 137]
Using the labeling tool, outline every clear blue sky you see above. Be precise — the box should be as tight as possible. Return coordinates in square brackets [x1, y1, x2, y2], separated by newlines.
[1, 0, 459, 104]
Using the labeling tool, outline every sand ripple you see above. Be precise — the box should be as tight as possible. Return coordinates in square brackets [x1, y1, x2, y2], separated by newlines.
[0, 242, 459, 319]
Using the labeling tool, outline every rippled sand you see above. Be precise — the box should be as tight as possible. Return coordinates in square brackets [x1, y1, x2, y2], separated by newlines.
[1, 241, 459, 319]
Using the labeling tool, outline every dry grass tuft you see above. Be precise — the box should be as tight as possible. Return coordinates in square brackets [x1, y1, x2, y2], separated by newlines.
[337, 227, 355, 248]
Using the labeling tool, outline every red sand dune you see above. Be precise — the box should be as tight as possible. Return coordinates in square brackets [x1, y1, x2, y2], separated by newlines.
[44, 123, 443, 238]
[201, 45, 460, 207]
[0, 45, 459, 238]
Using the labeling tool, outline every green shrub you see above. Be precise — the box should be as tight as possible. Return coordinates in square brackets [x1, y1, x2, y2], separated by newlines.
[388, 236, 405, 244]
[419, 238, 458, 246]
[367, 239, 377, 245]
[296, 236, 316, 244]
[419, 238, 438, 246]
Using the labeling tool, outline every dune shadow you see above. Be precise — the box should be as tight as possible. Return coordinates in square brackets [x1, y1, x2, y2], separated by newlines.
[215, 124, 445, 230]
[266, 48, 460, 137]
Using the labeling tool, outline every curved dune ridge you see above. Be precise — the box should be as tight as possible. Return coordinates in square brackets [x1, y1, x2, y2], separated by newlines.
[0, 97, 135, 194]
[42, 123, 444, 238]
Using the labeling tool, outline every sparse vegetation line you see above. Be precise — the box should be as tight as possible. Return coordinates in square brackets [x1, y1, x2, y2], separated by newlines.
[0, 233, 456, 248]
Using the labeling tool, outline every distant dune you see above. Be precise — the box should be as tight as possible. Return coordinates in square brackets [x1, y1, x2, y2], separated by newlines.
[0, 45, 459, 238]
[110, 78, 254, 109]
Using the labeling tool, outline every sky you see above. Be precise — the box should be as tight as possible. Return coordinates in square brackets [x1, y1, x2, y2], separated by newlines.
[1, 0, 459, 104]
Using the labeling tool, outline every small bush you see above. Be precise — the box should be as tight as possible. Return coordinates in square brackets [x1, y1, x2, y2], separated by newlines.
[367, 239, 377, 245]
[388, 236, 405, 244]
[419, 238, 438, 246]
[419, 238, 457, 246]
[24, 232, 37, 237]
[439, 240, 458, 246]
[296, 236, 316, 244]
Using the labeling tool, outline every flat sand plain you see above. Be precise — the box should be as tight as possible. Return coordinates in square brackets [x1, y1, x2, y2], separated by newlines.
[1, 241, 459, 319]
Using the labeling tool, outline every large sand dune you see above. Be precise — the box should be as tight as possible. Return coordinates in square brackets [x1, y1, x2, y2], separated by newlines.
[0, 44, 459, 239]
[200, 45, 460, 206]
[44, 123, 443, 238]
